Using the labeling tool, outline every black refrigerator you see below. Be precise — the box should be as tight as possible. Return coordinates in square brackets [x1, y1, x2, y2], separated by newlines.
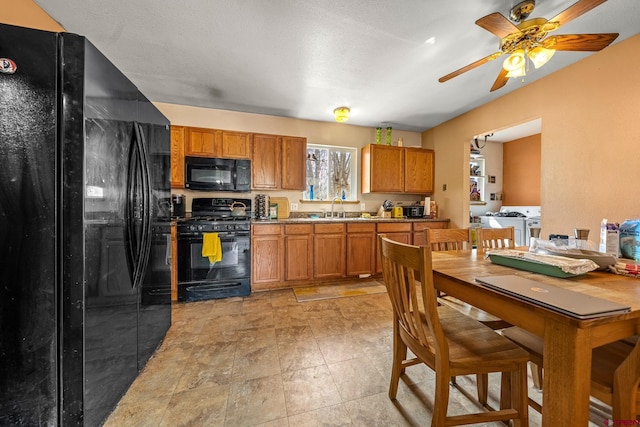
[0, 23, 172, 426]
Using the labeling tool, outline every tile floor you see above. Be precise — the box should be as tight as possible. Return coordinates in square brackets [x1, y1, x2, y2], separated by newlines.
[104, 284, 610, 426]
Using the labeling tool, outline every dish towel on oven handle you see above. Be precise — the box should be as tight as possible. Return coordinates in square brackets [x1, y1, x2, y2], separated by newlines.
[202, 232, 222, 264]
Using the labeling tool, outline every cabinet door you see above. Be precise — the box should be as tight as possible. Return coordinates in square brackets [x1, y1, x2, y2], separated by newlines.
[285, 234, 313, 281]
[252, 133, 281, 189]
[252, 224, 284, 290]
[362, 144, 404, 193]
[346, 223, 376, 276]
[404, 148, 434, 194]
[170, 126, 185, 188]
[252, 235, 284, 288]
[185, 127, 221, 157]
[313, 223, 345, 279]
[281, 136, 306, 190]
[221, 131, 251, 159]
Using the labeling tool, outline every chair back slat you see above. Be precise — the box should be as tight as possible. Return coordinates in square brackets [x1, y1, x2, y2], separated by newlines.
[477, 227, 515, 252]
[427, 228, 472, 251]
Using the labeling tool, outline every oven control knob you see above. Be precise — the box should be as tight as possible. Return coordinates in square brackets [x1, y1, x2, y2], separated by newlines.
[197, 225, 204, 231]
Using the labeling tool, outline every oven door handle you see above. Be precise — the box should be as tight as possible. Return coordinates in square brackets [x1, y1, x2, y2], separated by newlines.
[177, 231, 250, 240]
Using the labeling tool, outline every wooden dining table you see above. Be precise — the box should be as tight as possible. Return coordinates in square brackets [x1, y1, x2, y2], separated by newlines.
[430, 249, 640, 427]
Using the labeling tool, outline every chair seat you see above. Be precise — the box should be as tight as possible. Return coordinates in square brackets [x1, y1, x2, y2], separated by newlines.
[501, 327, 639, 407]
[417, 305, 530, 373]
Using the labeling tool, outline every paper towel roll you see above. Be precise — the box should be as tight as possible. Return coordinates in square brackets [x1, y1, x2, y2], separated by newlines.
[424, 197, 430, 216]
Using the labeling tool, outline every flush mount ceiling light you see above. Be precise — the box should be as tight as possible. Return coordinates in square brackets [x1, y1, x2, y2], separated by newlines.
[333, 107, 350, 123]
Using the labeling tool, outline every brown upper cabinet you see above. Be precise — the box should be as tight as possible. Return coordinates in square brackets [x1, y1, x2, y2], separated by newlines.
[361, 144, 434, 194]
[252, 134, 306, 190]
[185, 127, 251, 159]
[170, 126, 185, 188]
[404, 147, 435, 194]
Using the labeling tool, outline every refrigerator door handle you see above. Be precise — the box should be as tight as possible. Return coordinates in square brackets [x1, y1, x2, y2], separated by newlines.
[135, 122, 153, 285]
[125, 127, 141, 287]
[125, 122, 153, 289]
[232, 159, 238, 190]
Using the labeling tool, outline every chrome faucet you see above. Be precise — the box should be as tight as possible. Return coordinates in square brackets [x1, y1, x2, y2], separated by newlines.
[330, 196, 344, 218]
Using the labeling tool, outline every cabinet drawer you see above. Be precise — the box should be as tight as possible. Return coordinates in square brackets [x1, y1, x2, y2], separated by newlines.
[412, 221, 447, 231]
[285, 224, 313, 235]
[252, 224, 282, 235]
[314, 223, 345, 234]
[377, 222, 412, 233]
[347, 223, 376, 233]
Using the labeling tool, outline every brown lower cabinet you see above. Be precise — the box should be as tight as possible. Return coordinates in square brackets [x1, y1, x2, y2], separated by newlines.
[284, 224, 313, 281]
[313, 223, 346, 279]
[346, 223, 376, 276]
[251, 223, 284, 291]
[250, 220, 449, 290]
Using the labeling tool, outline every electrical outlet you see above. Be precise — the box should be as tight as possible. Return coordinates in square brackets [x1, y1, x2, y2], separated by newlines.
[442, 184, 447, 191]
[290, 203, 298, 211]
[360, 203, 366, 211]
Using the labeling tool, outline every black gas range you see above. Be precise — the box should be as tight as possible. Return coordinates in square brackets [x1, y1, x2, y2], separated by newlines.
[176, 198, 252, 302]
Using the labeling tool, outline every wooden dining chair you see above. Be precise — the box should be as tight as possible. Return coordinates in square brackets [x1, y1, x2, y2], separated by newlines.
[425, 227, 513, 405]
[501, 327, 640, 419]
[427, 227, 472, 251]
[378, 234, 530, 426]
[426, 227, 511, 329]
[426, 228, 471, 298]
[477, 226, 516, 251]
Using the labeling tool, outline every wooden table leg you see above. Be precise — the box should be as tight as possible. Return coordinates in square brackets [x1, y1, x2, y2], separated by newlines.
[542, 319, 592, 426]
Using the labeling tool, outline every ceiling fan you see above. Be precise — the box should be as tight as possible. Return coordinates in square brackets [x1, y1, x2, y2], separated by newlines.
[439, 0, 619, 92]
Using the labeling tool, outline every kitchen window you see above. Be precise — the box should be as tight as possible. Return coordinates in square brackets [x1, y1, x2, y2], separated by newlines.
[304, 144, 357, 201]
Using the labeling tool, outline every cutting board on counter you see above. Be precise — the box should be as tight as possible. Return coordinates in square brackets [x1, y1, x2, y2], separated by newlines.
[270, 197, 290, 219]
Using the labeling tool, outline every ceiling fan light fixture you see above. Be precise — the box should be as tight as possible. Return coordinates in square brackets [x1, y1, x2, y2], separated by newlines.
[528, 46, 556, 68]
[333, 107, 350, 123]
[503, 50, 525, 72]
[506, 65, 526, 78]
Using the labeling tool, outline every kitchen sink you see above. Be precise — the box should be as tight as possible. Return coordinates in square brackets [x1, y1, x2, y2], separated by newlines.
[304, 216, 372, 221]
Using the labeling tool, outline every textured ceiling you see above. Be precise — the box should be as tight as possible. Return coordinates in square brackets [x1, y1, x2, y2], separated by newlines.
[35, 0, 640, 133]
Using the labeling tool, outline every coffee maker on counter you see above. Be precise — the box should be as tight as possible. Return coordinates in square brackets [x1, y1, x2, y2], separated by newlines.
[255, 194, 270, 220]
[172, 194, 186, 217]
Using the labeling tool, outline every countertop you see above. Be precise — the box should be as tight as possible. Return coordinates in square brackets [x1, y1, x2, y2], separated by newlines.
[251, 217, 449, 224]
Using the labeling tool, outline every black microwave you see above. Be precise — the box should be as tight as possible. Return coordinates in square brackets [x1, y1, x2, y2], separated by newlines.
[185, 156, 251, 192]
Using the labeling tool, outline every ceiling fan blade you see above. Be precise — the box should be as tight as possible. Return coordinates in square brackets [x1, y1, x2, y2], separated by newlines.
[543, 33, 619, 51]
[476, 12, 521, 38]
[439, 52, 503, 83]
[490, 68, 509, 92]
[549, 0, 607, 27]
